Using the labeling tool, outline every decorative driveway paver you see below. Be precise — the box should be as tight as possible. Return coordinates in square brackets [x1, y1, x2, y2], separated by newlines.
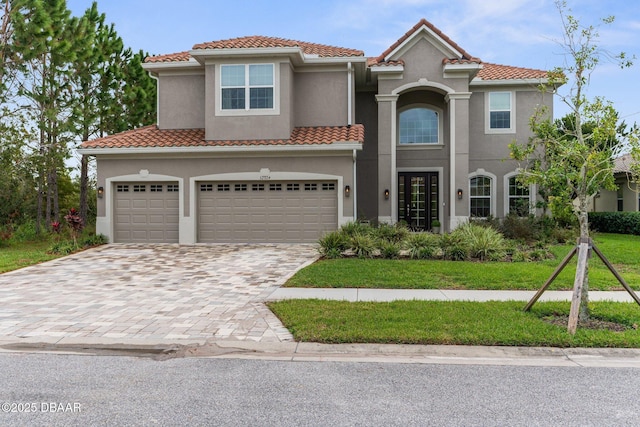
[0, 244, 318, 344]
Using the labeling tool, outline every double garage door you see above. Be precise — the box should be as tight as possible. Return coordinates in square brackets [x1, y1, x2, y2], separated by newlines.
[198, 180, 338, 243]
[113, 180, 338, 243]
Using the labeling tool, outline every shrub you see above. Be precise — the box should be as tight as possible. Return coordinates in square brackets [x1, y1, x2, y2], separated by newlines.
[379, 241, 401, 259]
[48, 241, 78, 255]
[449, 223, 506, 260]
[406, 232, 440, 259]
[439, 232, 469, 261]
[500, 214, 538, 242]
[81, 233, 108, 247]
[318, 230, 349, 258]
[550, 226, 577, 244]
[349, 233, 376, 258]
[11, 221, 42, 242]
[372, 223, 409, 243]
[340, 221, 370, 238]
[589, 212, 640, 235]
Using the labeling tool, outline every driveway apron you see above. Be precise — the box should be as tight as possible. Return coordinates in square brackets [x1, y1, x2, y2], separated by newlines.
[0, 244, 318, 344]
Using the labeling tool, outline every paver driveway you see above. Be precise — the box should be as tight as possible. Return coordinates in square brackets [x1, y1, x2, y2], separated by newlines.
[0, 244, 318, 345]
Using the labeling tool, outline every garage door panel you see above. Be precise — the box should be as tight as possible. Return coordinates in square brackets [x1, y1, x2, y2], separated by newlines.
[148, 215, 165, 224]
[131, 199, 148, 209]
[116, 199, 131, 209]
[131, 215, 149, 224]
[148, 199, 166, 209]
[113, 182, 179, 243]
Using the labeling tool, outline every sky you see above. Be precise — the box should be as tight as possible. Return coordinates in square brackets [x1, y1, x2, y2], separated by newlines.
[65, 0, 640, 126]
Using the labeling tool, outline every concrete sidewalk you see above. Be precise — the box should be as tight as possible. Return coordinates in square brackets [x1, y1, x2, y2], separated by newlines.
[267, 288, 638, 303]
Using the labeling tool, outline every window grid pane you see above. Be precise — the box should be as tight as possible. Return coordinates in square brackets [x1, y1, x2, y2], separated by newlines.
[490, 92, 511, 110]
[249, 64, 273, 86]
[490, 111, 510, 129]
[221, 65, 245, 86]
[222, 88, 245, 110]
[250, 87, 273, 109]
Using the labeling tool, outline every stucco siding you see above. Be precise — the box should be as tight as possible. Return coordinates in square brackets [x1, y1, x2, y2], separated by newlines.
[294, 71, 348, 127]
[355, 92, 379, 220]
[158, 74, 205, 129]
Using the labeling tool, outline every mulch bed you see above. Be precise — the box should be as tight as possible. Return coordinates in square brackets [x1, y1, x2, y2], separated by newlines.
[542, 315, 634, 332]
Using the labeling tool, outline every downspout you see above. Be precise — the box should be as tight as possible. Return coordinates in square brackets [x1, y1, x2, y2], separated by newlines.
[349, 63, 356, 220]
[347, 62, 353, 125]
[148, 72, 160, 127]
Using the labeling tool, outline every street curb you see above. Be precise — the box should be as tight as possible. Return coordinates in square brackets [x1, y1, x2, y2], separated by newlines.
[2, 338, 640, 368]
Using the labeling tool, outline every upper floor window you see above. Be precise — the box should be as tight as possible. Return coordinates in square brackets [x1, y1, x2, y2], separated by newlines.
[399, 107, 440, 144]
[487, 91, 514, 133]
[221, 64, 274, 111]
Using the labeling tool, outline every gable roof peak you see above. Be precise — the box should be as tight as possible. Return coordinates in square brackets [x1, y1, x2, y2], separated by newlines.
[373, 18, 480, 65]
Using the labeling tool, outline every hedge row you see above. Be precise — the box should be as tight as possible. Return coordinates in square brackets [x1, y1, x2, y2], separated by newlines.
[589, 212, 640, 235]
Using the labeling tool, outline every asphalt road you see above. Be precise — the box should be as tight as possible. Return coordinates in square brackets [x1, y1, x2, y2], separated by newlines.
[1, 353, 638, 426]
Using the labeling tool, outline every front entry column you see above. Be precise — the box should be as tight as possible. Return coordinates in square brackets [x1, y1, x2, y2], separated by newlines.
[446, 92, 472, 229]
[375, 94, 398, 223]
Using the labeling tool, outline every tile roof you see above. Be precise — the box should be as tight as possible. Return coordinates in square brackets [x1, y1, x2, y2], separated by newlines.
[475, 63, 549, 81]
[192, 36, 364, 58]
[368, 58, 405, 67]
[80, 125, 364, 150]
[144, 36, 363, 64]
[145, 51, 192, 63]
[614, 154, 636, 174]
[370, 18, 481, 66]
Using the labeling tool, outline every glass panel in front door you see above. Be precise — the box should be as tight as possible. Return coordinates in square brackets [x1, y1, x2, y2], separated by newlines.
[410, 176, 426, 229]
[398, 172, 438, 230]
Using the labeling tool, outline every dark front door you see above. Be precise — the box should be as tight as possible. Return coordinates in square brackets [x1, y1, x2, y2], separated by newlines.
[398, 172, 439, 230]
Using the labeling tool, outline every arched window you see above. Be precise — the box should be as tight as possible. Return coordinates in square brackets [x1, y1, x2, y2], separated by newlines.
[399, 107, 439, 144]
[470, 176, 492, 217]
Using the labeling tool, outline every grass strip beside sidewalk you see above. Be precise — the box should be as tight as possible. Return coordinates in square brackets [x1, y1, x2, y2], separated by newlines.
[268, 300, 640, 348]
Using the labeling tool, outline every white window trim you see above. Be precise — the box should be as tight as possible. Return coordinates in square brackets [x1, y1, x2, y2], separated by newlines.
[215, 63, 280, 116]
[485, 91, 515, 134]
[397, 103, 444, 147]
[503, 171, 536, 216]
[468, 169, 497, 218]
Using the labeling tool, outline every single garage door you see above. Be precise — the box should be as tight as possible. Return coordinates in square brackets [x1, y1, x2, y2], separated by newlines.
[198, 181, 338, 243]
[113, 182, 179, 243]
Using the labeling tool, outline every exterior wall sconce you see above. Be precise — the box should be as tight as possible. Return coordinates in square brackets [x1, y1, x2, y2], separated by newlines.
[384, 189, 390, 200]
[97, 186, 104, 199]
[457, 188, 463, 200]
[344, 185, 350, 197]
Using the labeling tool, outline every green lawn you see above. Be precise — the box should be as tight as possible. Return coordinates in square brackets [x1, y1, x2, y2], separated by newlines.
[0, 241, 61, 273]
[268, 299, 640, 347]
[286, 233, 640, 291]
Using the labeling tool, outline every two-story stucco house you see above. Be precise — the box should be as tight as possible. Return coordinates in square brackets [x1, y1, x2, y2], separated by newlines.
[79, 19, 552, 244]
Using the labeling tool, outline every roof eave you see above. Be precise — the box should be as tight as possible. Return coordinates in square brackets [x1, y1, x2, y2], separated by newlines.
[189, 47, 364, 66]
[370, 64, 405, 74]
[141, 59, 201, 72]
[470, 78, 550, 86]
[78, 143, 363, 156]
